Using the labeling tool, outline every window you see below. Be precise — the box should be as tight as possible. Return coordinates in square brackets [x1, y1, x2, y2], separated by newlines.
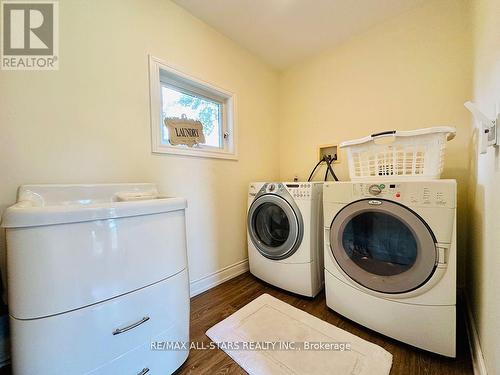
[149, 56, 237, 159]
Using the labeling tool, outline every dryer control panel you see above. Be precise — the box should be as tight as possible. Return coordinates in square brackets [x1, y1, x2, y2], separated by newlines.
[352, 180, 456, 208]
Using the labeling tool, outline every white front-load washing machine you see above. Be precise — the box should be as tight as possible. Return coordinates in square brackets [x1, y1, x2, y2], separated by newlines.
[323, 180, 456, 357]
[247, 182, 324, 297]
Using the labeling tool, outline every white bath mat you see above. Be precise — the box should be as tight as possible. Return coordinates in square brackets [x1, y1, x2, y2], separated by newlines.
[206, 294, 392, 375]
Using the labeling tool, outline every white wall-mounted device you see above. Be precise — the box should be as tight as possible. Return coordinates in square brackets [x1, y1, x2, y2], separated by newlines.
[464, 101, 499, 154]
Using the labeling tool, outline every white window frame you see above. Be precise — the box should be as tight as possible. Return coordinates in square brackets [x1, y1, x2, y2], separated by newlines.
[149, 55, 237, 160]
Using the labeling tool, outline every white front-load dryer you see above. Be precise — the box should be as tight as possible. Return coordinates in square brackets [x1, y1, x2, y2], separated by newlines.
[323, 180, 456, 357]
[247, 182, 324, 297]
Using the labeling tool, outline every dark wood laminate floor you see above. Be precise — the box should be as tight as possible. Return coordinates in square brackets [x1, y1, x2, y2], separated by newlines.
[0, 272, 472, 375]
[176, 272, 473, 375]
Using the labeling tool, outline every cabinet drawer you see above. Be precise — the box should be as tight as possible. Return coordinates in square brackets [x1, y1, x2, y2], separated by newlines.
[11, 269, 189, 375]
[8, 209, 188, 319]
[86, 326, 189, 375]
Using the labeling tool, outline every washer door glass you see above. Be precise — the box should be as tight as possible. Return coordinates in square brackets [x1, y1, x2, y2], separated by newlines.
[330, 199, 437, 294]
[342, 211, 417, 276]
[248, 195, 302, 260]
[254, 202, 290, 247]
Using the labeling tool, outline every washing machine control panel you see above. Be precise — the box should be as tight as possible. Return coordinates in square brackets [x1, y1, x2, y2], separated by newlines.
[253, 183, 315, 200]
[285, 183, 313, 199]
[355, 183, 401, 199]
[368, 184, 382, 195]
[353, 181, 456, 208]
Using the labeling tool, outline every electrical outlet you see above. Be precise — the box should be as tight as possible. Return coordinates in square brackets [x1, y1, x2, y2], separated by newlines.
[318, 144, 339, 163]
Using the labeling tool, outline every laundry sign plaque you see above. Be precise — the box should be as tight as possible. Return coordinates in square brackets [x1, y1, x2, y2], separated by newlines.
[164, 116, 206, 147]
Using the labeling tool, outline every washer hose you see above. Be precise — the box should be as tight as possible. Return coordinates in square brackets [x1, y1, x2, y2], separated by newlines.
[307, 156, 339, 182]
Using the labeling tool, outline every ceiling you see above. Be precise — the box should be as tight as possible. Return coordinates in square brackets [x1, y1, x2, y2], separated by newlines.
[173, 0, 426, 69]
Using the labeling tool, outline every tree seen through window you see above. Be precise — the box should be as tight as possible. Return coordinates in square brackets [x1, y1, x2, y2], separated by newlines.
[161, 86, 221, 148]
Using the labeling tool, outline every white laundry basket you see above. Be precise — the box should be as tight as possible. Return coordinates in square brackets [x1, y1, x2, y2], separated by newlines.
[340, 127, 456, 181]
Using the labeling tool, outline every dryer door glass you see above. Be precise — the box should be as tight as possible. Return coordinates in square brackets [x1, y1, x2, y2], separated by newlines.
[248, 195, 303, 260]
[330, 199, 437, 294]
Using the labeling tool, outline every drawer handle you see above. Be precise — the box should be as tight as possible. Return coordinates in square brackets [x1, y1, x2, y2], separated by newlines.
[112, 316, 150, 335]
[137, 368, 150, 375]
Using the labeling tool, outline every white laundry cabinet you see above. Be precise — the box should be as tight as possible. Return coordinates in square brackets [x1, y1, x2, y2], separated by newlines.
[1, 184, 190, 375]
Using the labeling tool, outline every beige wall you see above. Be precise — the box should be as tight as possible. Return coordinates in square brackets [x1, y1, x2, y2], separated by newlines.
[2, 6, 494, 366]
[278, 0, 473, 285]
[468, 0, 500, 373]
[0, 0, 279, 293]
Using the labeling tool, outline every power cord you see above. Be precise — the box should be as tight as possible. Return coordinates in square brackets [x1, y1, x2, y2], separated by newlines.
[307, 158, 325, 182]
[325, 155, 339, 181]
[307, 156, 339, 182]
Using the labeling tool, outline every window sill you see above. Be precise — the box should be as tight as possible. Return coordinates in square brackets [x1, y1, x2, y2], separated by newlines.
[152, 144, 238, 160]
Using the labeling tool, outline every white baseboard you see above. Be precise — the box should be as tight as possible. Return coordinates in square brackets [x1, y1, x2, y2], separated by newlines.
[190, 259, 249, 297]
[463, 292, 488, 375]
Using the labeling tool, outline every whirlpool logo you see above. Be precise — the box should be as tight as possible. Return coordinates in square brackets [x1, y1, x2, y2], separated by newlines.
[1, 0, 59, 70]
